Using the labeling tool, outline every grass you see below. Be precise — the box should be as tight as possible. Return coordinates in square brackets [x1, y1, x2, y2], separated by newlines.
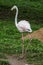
[26, 39, 43, 65]
[0, 1, 43, 65]
[0, 0, 43, 23]
[0, 20, 43, 65]
[0, 53, 7, 59]
[0, 20, 43, 54]
[0, 53, 10, 65]
[0, 0, 43, 8]
[30, 20, 43, 31]
[26, 52, 43, 65]
[0, 60, 10, 65]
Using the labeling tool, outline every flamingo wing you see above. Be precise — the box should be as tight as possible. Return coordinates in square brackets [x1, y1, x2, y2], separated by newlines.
[17, 20, 32, 32]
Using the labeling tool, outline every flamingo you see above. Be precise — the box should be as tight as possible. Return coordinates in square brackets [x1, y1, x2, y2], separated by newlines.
[11, 5, 32, 58]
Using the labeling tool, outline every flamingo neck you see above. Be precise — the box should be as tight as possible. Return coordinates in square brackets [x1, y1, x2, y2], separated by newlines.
[15, 7, 18, 26]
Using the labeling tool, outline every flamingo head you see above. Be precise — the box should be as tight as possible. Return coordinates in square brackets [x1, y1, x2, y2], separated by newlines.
[11, 5, 17, 11]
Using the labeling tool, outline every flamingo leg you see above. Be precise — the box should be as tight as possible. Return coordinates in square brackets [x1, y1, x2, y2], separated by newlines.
[21, 33, 25, 58]
[18, 33, 25, 60]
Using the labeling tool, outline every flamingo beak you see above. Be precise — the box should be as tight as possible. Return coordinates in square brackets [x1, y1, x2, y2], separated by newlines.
[30, 29, 32, 32]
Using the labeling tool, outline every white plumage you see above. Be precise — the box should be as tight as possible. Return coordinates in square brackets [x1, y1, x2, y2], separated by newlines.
[17, 20, 32, 32]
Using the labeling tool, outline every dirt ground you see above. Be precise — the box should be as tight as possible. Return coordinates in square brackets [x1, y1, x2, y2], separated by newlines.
[6, 55, 28, 65]
[24, 28, 43, 42]
[2, 54, 30, 65]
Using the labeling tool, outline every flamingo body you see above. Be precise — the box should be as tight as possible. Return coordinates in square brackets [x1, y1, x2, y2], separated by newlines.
[17, 20, 32, 32]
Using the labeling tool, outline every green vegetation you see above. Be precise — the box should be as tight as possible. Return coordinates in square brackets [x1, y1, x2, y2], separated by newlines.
[0, 20, 43, 54]
[0, 0, 43, 22]
[26, 39, 43, 65]
[0, 60, 10, 65]
[0, 53, 10, 65]
[0, 20, 43, 65]
[0, 0, 43, 65]
[27, 52, 43, 65]
[0, 53, 7, 59]
[0, 0, 43, 7]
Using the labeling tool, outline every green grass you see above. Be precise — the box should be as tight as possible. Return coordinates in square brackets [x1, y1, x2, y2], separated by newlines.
[30, 20, 43, 31]
[0, 0, 43, 23]
[0, 0, 43, 7]
[0, 20, 43, 65]
[0, 60, 10, 65]
[0, 53, 7, 59]
[0, 1, 43, 65]
[0, 53, 10, 65]
[0, 20, 43, 54]
[0, 0, 43, 22]
[26, 39, 43, 65]
[26, 52, 43, 65]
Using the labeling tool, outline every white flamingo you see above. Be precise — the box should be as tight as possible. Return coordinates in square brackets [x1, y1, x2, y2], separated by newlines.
[11, 5, 32, 58]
